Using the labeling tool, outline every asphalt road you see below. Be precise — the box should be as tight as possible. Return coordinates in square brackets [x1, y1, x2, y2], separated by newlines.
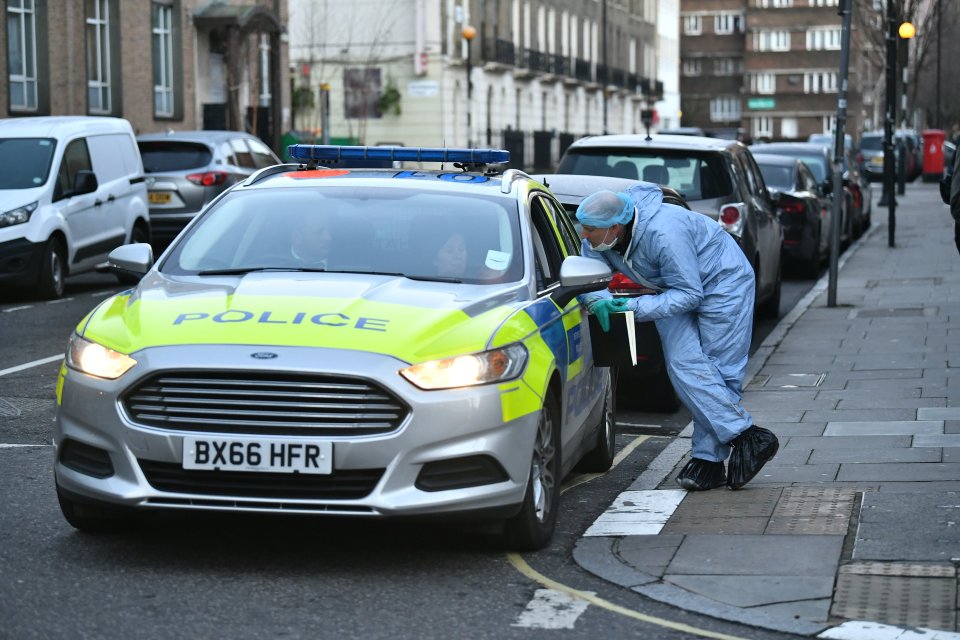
[0, 268, 822, 640]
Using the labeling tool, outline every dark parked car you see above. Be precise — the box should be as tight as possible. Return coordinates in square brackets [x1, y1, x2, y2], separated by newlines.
[859, 131, 918, 184]
[749, 142, 867, 244]
[556, 134, 783, 318]
[137, 130, 280, 249]
[753, 154, 832, 278]
[540, 173, 682, 412]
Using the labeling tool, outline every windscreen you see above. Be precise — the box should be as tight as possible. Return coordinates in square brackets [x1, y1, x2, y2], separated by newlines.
[556, 149, 732, 201]
[0, 138, 56, 189]
[139, 141, 213, 172]
[859, 136, 882, 151]
[757, 163, 794, 191]
[161, 186, 524, 285]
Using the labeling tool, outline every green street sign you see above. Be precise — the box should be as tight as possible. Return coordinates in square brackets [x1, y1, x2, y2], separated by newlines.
[748, 97, 776, 110]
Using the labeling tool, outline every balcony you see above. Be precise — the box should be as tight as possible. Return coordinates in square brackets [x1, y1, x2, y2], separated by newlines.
[551, 53, 569, 77]
[574, 58, 591, 83]
[596, 63, 609, 86]
[526, 49, 550, 74]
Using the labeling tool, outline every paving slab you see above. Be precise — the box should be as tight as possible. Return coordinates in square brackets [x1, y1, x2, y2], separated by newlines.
[572, 537, 657, 588]
[837, 397, 946, 409]
[662, 575, 835, 608]
[747, 464, 840, 484]
[920, 408, 960, 420]
[666, 534, 843, 576]
[809, 447, 942, 464]
[818, 387, 923, 400]
[838, 463, 960, 484]
[824, 421, 943, 436]
[749, 598, 833, 623]
[615, 535, 684, 579]
[913, 434, 960, 447]
[764, 422, 828, 437]
[854, 492, 960, 562]
[943, 448, 960, 462]
[783, 435, 912, 450]
[804, 409, 920, 423]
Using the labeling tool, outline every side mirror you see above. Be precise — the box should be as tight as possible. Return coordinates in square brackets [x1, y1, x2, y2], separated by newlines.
[73, 170, 98, 196]
[552, 256, 612, 308]
[106, 243, 153, 281]
[767, 189, 781, 205]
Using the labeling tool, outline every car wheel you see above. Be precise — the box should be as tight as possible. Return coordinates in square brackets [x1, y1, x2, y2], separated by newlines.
[56, 483, 135, 533]
[576, 370, 616, 472]
[757, 259, 782, 319]
[36, 236, 66, 300]
[503, 392, 560, 551]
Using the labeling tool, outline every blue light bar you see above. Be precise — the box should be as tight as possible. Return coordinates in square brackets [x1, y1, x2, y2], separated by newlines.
[287, 145, 510, 165]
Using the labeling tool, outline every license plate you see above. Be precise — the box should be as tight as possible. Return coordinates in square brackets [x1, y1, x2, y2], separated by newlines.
[182, 436, 332, 474]
[148, 192, 172, 204]
[870, 156, 883, 166]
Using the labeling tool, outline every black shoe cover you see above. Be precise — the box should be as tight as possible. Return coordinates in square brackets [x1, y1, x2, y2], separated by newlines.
[675, 458, 726, 491]
[726, 425, 779, 490]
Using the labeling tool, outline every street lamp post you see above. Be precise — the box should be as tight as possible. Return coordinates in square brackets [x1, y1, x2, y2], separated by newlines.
[462, 25, 476, 148]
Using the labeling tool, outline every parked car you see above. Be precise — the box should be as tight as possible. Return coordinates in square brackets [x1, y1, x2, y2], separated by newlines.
[0, 116, 150, 299]
[749, 141, 867, 243]
[896, 130, 923, 182]
[540, 173, 682, 413]
[53, 144, 617, 551]
[556, 134, 783, 318]
[137, 130, 280, 250]
[807, 133, 853, 152]
[859, 131, 917, 185]
[753, 154, 832, 278]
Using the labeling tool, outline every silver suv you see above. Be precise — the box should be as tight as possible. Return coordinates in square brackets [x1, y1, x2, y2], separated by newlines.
[556, 134, 783, 317]
[137, 130, 279, 249]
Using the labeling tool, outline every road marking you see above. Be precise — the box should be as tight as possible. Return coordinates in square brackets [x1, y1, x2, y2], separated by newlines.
[582, 489, 686, 537]
[510, 588, 592, 629]
[46, 297, 74, 304]
[0, 355, 63, 378]
[561, 435, 650, 494]
[0, 444, 51, 448]
[507, 554, 750, 640]
[616, 421, 661, 429]
[2, 305, 33, 313]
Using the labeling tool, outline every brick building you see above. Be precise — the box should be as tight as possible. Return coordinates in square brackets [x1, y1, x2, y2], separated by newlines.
[680, 0, 867, 142]
[1, 1, 288, 151]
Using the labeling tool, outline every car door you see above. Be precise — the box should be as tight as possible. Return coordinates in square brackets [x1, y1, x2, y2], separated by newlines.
[529, 191, 600, 454]
[53, 137, 103, 270]
[799, 162, 830, 256]
[740, 150, 781, 295]
[86, 132, 137, 250]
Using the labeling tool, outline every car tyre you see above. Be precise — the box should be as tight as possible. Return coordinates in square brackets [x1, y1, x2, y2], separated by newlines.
[503, 393, 560, 551]
[576, 370, 616, 472]
[36, 236, 66, 300]
[56, 483, 135, 533]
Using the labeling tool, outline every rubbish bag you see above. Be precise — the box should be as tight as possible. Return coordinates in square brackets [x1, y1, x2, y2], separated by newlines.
[726, 426, 779, 490]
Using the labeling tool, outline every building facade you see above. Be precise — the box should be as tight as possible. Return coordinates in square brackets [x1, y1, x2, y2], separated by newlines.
[680, 0, 867, 142]
[2, 0, 289, 151]
[288, 0, 669, 172]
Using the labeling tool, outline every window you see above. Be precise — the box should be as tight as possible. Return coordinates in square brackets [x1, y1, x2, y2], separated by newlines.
[822, 115, 837, 134]
[258, 34, 270, 107]
[714, 14, 740, 35]
[810, 0, 838, 6]
[683, 15, 701, 35]
[780, 117, 798, 138]
[806, 27, 841, 51]
[247, 137, 278, 169]
[54, 139, 93, 202]
[230, 138, 256, 169]
[7, 0, 38, 111]
[344, 67, 382, 119]
[152, 2, 174, 117]
[804, 71, 837, 94]
[753, 30, 790, 52]
[714, 58, 740, 76]
[753, 116, 773, 138]
[682, 59, 702, 76]
[86, 0, 112, 114]
[756, 0, 793, 6]
[752, 73, 775, 94]
[710, 96, 741, 122]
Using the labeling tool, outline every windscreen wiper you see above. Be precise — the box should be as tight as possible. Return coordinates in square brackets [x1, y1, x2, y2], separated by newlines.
[197, 266, 327, 276]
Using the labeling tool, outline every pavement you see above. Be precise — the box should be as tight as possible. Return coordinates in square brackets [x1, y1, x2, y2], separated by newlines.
[573, 182, 960, 639]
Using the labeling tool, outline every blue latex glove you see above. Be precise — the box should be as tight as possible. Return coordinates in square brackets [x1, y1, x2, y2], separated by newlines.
[588, 298, 630, 332]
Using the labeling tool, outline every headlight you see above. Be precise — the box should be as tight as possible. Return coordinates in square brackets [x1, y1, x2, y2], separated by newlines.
[0, 201, 38, 228]
[66, 333, 137, 380]
[400, 343, 528, 390]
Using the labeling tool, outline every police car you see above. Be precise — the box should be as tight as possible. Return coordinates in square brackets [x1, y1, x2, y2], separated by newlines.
[54, 145, 616, 550]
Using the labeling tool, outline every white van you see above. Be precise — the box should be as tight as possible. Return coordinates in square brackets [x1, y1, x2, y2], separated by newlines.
[0, 116, 150, 298]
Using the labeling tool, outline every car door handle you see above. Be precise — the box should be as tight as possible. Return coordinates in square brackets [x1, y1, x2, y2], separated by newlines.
[107, 194, 116, 203]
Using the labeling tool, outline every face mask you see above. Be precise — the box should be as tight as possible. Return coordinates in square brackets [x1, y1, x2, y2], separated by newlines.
[593, 228, 619, 252]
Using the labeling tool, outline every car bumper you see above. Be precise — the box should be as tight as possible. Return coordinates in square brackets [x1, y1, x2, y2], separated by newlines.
[0, 237, 45, 287]
[147, 211, 198, 244]
[54, 344, 538, 519]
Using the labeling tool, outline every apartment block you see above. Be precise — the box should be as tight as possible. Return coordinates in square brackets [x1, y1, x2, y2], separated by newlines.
[680, 0, 866, 142]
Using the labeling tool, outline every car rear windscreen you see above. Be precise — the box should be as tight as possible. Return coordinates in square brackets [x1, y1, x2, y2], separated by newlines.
[859, 136, 882, 151]
[556, 149, 732, 201]
[139, 141, 213, 172]
[757, 164, 794, 191]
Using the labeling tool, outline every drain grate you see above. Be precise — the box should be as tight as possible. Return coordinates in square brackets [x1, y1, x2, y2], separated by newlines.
[765, 487, 856, 535]
[831, 573, 957, 629]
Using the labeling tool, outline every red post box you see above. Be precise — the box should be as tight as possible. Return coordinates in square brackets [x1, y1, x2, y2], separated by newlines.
[922, 129, 946, 182]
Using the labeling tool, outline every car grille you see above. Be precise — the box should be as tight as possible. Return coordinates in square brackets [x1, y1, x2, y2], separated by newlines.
[123, 372, 408, 436]
[138, 459, 383, 500]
